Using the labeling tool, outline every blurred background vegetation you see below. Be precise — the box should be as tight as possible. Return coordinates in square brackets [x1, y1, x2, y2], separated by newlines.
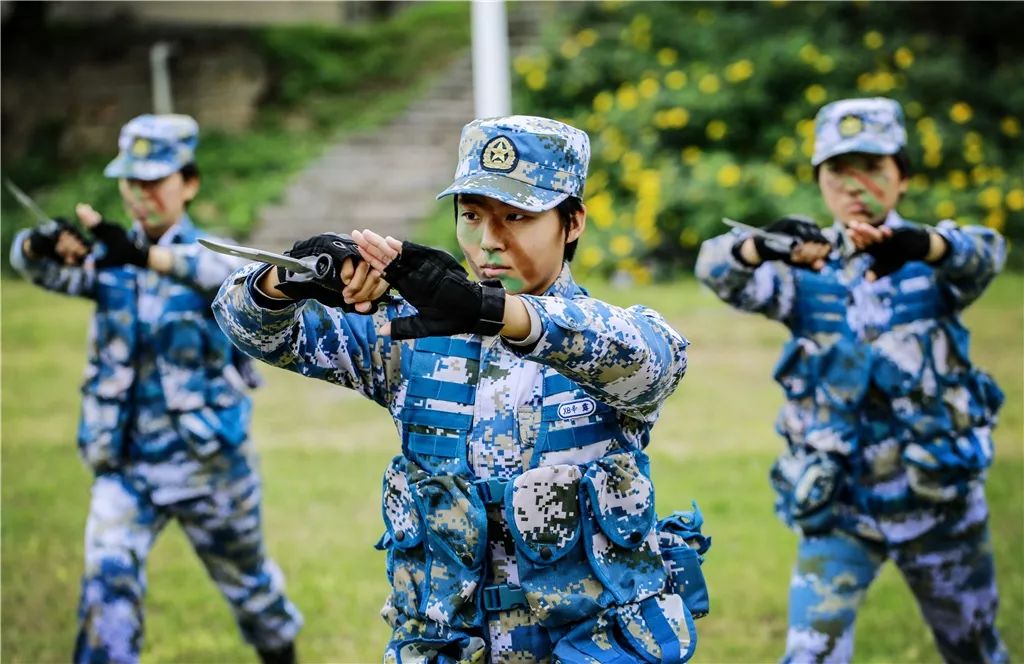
[510, 1, 1024, 279]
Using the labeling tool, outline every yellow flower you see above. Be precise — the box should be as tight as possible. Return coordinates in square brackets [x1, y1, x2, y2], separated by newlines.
[910, 174, 929, 190]
[905, 101, 923, 118]
[934, 200, 956, 219]
[984, 210, 1005, 232]
[513, 56, 533, 76]
[617, 84, 639, 110]
[796, 118, 816, 138]
[916, 117, 936, 133]
[665, 70, 687, 90]
[698, 73, 720, 95]
[894, 47, 914, 69]
[560, 39, 581, 59]
[724, 59, 755, 83]
[593, 91, 614, 114]
[588, 170, 609, 191]
[622, 151, 643, 171]
[716, 163, 742, 188]
[978, 186, 1002, 209]
[680, 227, 701, 248]
[804, 84, 827, 105]
[971, 165, 991, 184]
[681, 146, 702, 165]
[963, 144, 983, 164]
[1005, 189, 1024, 211]
[799, 44, 819, 63]
[579, 246, 604, 269]
[638, 77, 660, 99]
[948, 170, 967, 189]
[630, 265, 652, 285]
[706, 119, 728, 141]
[668, 107, 690, 128]
[814, 55, 835, 73]
[771, 174, 796, 196]
[657, 48, 678, 66]
[864, 31, 884, 49]
[923, 150, 942, 168]
[577, 28, 599, 47]
[525, 69, 547, 91]
[949, 102, 973, 124]
[875, 71, 896, 92]
[964, 131, 982, 148]
[585, 114, 607, 132]
[776, 136, 797, 159]
[1000, 116, 1020, 137]
[796, 164, 813, 182]
[610, 235, 634, 256]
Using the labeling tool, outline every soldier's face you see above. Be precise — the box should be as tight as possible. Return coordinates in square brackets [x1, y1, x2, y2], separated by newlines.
[118, 171, 199, 237]
[456, 194, 585, 295]
[818, 153, 907, 226]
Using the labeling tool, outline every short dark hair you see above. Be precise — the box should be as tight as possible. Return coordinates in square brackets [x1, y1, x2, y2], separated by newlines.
[813, 149, 911, 181]
[180, 162, 200, 181]
[452, 194, 583, 262]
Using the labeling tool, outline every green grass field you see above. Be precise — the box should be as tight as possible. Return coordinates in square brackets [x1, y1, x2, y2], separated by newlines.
[2, 274, 1021, 663]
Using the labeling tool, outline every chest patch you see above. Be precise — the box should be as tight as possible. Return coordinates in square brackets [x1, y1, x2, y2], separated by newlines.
[557, 397, 597, 420]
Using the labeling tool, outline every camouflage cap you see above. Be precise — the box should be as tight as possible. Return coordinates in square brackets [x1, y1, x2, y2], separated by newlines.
[437, 115, 590, 212]
[104, 114, 199, 180]
[812, 98, 907, 166]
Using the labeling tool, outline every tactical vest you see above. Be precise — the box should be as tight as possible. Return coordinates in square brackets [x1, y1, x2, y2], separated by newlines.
[378, 335, 705, 661]
[77, 221, 254, 468]
[770, 255, 1003, 523]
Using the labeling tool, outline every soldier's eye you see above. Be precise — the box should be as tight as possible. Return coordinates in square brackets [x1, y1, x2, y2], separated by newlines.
[507, 214, 528, 223]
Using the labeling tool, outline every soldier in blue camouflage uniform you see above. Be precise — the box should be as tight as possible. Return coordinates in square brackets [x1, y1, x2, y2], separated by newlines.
[212, 115, 711, 662]
[10, 114, 302, 664]
[695, 98, 1008, 663]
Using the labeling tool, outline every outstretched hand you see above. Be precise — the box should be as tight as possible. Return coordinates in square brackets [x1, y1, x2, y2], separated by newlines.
[351, 229, 506, 340]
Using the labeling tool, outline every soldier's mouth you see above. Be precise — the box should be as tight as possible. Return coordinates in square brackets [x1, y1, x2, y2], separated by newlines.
[482, 265, 511, 278]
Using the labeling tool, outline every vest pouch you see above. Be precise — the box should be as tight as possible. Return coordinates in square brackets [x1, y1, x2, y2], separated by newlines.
[379, 457, 429, 623]
[157, 313, 207, 412]
[411, 471, 487, 628]
[790, 453, 844, 535]
[930, 320, 973, 387]
[772, 338, 817, 400]
[582, 453, 666, 605]
[172, 400, 250, 460]
[505, 464, 605, 625]
[815, 340, 871, 410]
[77, 394, 129, 473]
[84, 311, 136, 400]
[657, 504, 712, 619]
[400, 407, 471, 477]
[872, 329, 928, 397]
[903, 433, 992, 503]
[964, 371, 1005, 427]
[615, 593, 698, 663]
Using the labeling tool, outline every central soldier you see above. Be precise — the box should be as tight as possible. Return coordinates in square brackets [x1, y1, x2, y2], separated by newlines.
[213, 116, 710, 662]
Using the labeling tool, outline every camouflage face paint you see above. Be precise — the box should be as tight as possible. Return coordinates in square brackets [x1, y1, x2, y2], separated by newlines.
[841, 170, 888, 220]
[484, 249, 526, 293]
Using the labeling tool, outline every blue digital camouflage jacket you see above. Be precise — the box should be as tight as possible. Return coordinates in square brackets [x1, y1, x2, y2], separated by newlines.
[696, 212, 1005, 542]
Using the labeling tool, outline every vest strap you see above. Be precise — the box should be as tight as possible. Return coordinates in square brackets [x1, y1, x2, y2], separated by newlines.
[474, 477, 509, 505]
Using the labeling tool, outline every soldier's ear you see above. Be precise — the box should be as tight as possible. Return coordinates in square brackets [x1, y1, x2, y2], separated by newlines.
[566, 204, 586, 244]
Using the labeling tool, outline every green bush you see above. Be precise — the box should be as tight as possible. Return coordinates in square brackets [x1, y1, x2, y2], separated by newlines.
[515, 2, 1024, 278]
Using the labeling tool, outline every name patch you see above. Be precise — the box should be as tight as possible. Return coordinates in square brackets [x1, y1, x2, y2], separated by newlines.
[558, 398, 597, 420]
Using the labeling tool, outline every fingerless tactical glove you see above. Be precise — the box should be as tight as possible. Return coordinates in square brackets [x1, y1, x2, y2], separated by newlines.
[28, 217, 92, 261]
[864, 226, 934, 280]
[382, 241, 506, 340]
[92, 220, 149, 268]
[275, 232, 387, 312]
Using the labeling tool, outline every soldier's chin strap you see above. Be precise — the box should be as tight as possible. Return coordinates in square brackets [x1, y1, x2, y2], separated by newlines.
[383, 241, 506, 340]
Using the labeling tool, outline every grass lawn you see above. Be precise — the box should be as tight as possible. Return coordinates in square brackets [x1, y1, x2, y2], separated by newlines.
[2, 273, 1021, 663]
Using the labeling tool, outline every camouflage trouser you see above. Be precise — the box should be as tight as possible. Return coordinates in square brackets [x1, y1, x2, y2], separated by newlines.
[73, 465, 302, 663]
[783, 498, 1007, 664]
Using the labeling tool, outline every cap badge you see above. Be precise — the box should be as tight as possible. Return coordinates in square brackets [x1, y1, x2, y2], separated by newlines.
[838, 114, 864, 138]
[131, 137, 152, 158]
[481, 136, 518, 172]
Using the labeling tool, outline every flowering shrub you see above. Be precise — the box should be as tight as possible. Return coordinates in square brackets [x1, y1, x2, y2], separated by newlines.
[515, 2, 1023, 276]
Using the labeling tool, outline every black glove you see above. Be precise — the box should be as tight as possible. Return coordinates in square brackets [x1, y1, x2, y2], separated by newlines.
[275, 233, 384, 312]
[759, 215, 829, 263]
[382, 241, 506, 340]
[864, 226, 934, 280]
[91, 219, 149, 268]
[27, 217, 92, 262]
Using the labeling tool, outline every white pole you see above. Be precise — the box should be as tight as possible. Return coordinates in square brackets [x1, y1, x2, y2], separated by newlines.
[471, 0, 511, 119]
[150, 41, 174, 114]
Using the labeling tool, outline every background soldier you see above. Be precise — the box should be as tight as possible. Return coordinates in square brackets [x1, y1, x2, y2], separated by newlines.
[696, 97, 1008, 663]
[10, 114, 303, 664]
